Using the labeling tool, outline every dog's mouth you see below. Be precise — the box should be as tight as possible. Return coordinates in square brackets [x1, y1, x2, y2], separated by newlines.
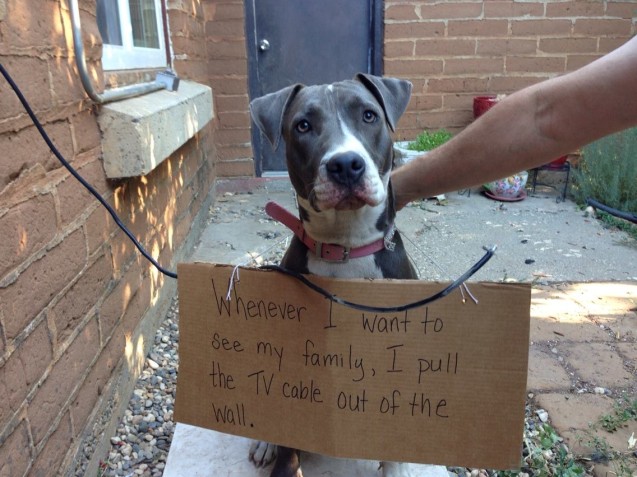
[311, 184, 383, 211]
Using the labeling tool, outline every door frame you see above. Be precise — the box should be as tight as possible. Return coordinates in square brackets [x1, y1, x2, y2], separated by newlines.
[245, 0, 385, 176]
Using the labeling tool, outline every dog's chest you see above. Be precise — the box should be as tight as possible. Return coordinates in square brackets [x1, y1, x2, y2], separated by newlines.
[306, 253, 384, 279]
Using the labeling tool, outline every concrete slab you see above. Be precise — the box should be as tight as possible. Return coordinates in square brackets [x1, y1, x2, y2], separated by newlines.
[164, 423, 449, 477]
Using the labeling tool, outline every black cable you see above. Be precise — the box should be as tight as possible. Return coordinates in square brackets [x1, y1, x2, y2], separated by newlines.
[1, 63, 496, 310]
[587, 198, 637, 224]
[0, 62, 179, 279]
[261, 246, 497, 313]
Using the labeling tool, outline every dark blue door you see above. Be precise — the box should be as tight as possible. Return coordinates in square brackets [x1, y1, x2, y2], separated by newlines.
[246, 0, 383, 175]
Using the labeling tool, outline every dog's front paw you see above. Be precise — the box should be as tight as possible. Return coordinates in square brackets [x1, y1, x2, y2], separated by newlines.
[249, 440, 277, 467]
[380, 461, 416, 477]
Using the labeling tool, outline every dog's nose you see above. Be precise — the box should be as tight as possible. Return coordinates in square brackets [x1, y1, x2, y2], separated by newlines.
[326, 153, 366, 185]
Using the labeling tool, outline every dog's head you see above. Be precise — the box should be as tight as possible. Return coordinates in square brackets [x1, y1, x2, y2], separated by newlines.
[250, 74, 412, 212]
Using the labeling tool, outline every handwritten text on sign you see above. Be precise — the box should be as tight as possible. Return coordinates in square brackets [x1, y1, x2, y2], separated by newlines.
[175, 263, 531, 469]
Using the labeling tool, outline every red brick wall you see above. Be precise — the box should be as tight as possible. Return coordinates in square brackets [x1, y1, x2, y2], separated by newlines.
[384, 0, 637, 140]
[0, 1, 216, 475]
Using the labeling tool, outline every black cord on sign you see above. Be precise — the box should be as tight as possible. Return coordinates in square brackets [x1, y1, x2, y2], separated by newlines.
[261, 246, 497, 313]
[0, 63, 179, 279]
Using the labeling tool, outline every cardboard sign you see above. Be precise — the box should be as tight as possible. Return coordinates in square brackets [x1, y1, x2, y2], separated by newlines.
[175, 263, 531, 469]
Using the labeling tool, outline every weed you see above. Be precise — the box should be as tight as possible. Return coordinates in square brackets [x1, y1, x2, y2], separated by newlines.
[599, 397, 637, 432]
[407, 129, 453, 152]
[572, 127, 637, 214]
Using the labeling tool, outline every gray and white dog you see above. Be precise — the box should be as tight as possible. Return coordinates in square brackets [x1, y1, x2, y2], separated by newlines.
[249, 74, 418, 477]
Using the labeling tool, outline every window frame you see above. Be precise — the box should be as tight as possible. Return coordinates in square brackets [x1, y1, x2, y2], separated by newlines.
[100, 0, 168, 71]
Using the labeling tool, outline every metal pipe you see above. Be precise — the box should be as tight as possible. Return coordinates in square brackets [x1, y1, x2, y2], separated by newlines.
[68, 0, 165, 104]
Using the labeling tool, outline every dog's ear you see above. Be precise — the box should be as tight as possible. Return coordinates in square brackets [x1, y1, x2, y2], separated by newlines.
[249, 84, 304, 150]
[355, 74, 412, 132]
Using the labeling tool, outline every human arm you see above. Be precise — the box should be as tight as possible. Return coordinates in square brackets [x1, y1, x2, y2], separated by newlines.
[392, 35, 637, 209]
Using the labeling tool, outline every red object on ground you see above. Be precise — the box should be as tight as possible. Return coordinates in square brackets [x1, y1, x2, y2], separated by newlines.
[547, 155, 568, 168]
[473, 95, 498, 119]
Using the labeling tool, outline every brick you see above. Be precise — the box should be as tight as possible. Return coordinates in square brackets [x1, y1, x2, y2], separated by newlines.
[483, 1, 544, 19]
[442, 93, 475, 110]
[213, 3, 244, 21]
[70, 110, 101, 155]
[217, 143, 252, 160]
[539, 37, 598, 54]
[216, 158, 255, 177]
[410, 94, 443, 112]
[207, 38, 247, 59]
[99, 262, 142, 340]
[427, 77, 489, 93]
[50, 253, 112, 345]
[215, 94, 249, 113]
[0, 193, 58, 279]
[208, 58, 247, 76]
[527, 348, 572, 391]
[49, 60, 86, 107]
[30, 411, 73, 477]
[4, 0, 65, 49]
[0, 56, 51, 121]
[546, 1, 605, 18]
[214, 127, 251, 148]
[447, 19, 509, 37]
[28, 318, 99, 445]
[70, 345, 117, 436]
[605, 2, 637, 19]
[385, 4, 418, 21]
[599, 36, 631, 53]
[0, 420, 31, 477]
[0, 352, 27, 428]
[205, 19, 245, 39]
[506, 56, 566, 73]
[384, 58, 443, 76]
[18, 319, 52, 389]
[476, 38, 537, 55]
[566, 54, 603, 71]
[573, 18, 632, 36]
[415, 38, 475, 56]
[57, 155, 109, 227]
[85, 205, 115, 255]
[511, 19, 573, 36]
[0, 126, 60, 189]
[385, 22, 445, 40]
[415, 109, 473, 129]
[420, 2, 483, 19]
[218, 110, 250, 129]
[208, 77, 249, 95]
[444, 57, 504, 74]
[565, 342, 634, 388]
[487, 75, 543, 93]
[0, 228, 87, 340]
[385, 40, 415, 58]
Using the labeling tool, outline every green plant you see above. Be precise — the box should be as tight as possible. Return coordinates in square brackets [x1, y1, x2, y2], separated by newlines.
[599, 397, 637, 432]
[572, 127, 637, 214]
[407, 129, 453, 152]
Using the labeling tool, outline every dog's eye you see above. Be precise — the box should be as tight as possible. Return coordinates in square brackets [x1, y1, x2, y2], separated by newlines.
[296, 120, 311, 133]
[363, 110, 377, 123]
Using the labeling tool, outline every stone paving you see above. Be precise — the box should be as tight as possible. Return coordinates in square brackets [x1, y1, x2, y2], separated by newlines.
[529, 282, 636, 476]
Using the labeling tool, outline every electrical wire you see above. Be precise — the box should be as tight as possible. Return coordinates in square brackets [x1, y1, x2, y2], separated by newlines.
[261, 245, 496, 313]
[0, 62, 179, 279]
[1, 62, 497, 311]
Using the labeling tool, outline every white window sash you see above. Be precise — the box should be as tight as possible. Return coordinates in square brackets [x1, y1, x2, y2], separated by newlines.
[102, 0, 167, 71]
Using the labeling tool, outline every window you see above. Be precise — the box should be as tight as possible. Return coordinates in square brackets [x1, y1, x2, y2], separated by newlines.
[97, 0, 168, 70]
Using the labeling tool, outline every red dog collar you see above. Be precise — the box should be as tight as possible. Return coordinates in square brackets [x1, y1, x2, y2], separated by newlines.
[265, 201, 396, 262]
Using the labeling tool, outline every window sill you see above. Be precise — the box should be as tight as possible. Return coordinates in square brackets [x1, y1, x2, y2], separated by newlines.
[98, 80, 214, 178]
